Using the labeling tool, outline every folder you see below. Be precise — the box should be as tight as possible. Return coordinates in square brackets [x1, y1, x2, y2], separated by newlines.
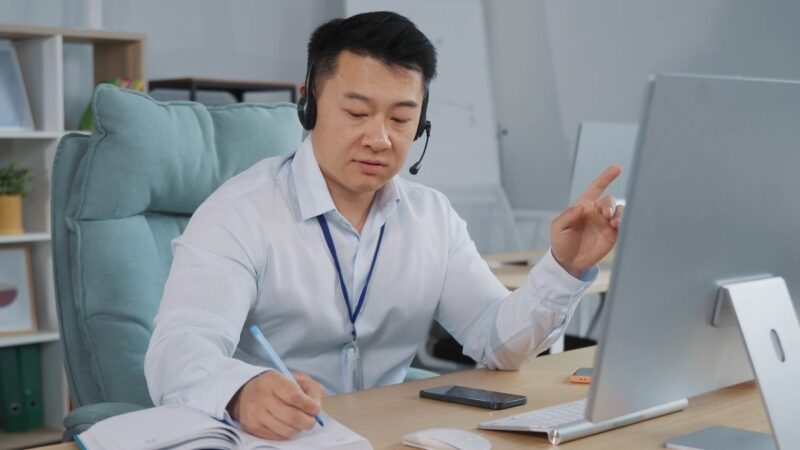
[18, 344, 43, 428]
[0, 347, 27, 432]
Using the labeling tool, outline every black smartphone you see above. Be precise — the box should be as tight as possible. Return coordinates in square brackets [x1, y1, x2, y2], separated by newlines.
[419, 385, 527, 410]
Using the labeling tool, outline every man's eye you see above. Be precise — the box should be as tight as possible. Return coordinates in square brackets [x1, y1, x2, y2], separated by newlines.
[347, 111, 367, 119]
[392, 118, 412, 124]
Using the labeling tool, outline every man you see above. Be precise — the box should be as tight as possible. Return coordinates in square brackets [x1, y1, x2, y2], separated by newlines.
[145, 11, 623, 441]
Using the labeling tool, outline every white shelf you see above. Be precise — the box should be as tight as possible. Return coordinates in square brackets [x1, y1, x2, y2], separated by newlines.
[0, 331, 60, 349]
[0, 24, 144, 444]
[0, 130, 64, 140]
[0, 232, 51, 244]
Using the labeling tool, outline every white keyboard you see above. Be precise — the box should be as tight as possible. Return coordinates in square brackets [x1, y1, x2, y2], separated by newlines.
[480, 399, 587, 432]
[479, 397, 688, 445]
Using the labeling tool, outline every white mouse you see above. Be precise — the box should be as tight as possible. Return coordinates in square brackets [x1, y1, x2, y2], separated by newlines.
[402, 428, 492, 450]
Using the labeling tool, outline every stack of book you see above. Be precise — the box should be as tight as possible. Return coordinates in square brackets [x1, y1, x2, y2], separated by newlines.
[0, 344, 43, 432]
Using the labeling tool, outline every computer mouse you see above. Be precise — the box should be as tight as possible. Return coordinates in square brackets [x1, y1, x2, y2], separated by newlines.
[402, 428, 492, 450]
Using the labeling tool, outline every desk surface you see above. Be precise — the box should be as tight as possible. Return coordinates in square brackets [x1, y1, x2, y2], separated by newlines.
[36, 347, 767, 450]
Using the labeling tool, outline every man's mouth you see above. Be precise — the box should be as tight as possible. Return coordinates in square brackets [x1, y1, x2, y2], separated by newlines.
[355, 159, 387, 174]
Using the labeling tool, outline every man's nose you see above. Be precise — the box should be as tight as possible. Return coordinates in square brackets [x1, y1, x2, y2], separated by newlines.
[362, 116, 391, 152]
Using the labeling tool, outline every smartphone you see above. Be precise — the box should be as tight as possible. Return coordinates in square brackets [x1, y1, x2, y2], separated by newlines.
[419, 385, 527, 410]
[568, 367, 593, 384]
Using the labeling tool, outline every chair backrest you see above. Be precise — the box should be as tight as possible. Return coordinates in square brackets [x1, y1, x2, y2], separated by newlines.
[52, 84, 302, 408]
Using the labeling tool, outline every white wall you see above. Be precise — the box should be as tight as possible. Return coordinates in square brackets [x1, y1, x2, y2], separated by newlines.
[486, 0, 800, 211]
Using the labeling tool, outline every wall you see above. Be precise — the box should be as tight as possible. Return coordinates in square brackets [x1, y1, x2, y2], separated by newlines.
[486, 0, 800, 211]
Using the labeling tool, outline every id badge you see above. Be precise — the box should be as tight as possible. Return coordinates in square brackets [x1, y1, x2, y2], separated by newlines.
[341, 339, 364, 392]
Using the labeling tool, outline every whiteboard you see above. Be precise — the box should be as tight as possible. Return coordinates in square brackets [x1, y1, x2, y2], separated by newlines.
[344, 0, 501, 188]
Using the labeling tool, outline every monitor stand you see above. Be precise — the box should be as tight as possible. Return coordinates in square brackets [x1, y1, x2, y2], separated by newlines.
[665, 276, 800, 450]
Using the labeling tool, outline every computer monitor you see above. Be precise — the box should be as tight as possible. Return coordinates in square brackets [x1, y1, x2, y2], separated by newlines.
[586, 73, 800, 449]
[568, 122, 637, 205]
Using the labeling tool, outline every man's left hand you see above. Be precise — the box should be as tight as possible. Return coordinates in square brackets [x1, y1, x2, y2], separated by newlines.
[551, 165, 624, 278]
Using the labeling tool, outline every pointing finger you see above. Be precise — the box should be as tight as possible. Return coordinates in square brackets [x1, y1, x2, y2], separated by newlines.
[580, 165, 622, 202]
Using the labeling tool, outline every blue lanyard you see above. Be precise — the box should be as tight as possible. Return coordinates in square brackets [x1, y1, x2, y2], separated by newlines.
[317, 215, 386, 340]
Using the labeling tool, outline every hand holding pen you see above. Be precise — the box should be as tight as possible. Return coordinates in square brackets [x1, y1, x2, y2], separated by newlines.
[225, 325, 326, 440]
[249, 325, 325, 427]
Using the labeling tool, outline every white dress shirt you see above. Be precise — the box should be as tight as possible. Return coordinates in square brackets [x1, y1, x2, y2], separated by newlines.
[144, 137, 597, 420]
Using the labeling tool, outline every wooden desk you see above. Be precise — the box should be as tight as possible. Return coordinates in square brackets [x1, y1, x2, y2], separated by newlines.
[35, 347, 767, 450]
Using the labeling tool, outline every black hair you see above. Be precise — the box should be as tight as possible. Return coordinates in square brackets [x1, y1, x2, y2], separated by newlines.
[307, 11, 438, 91]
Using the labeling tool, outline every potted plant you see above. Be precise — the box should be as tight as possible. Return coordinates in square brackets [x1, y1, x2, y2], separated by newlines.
[0, 162, 32, 234]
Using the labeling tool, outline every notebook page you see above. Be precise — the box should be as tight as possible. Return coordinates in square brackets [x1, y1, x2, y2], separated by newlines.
[76, 405, 241, 450]
[244, 413, 372, 450]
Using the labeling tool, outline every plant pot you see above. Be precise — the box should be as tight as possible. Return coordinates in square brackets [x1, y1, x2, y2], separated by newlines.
[0, 195, 24, 234]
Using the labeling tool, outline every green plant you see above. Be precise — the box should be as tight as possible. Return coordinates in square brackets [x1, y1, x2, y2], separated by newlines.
[0, 162, 32, 196]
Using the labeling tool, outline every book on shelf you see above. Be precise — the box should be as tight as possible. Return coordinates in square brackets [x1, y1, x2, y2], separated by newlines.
[76, 404, 373, 450]
[0, 344, 42, 432]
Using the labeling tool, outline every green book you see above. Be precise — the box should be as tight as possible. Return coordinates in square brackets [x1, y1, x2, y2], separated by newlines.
[0, 347, 27, 432]
[18, 345, 43, 429]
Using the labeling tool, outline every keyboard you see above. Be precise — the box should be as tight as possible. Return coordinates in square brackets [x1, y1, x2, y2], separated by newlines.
[479, 397, 688, 445]
[479, 398, 587, 433]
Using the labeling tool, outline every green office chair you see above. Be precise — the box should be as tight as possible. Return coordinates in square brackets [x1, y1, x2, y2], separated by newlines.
[51, 84, 436, 440]
[51, 84, 303, 439]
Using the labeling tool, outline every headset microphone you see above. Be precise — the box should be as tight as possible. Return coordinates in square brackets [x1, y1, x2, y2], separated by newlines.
[409, 120, 431, 175]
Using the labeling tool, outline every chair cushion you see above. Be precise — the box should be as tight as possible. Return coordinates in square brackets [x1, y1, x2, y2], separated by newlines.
[58, 84, 302, 407]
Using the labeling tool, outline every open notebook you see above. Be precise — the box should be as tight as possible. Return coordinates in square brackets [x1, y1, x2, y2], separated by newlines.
[75, 405, 372, 450]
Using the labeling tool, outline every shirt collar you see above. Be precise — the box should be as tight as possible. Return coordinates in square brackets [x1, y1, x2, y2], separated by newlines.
[292, 135, 403, 223]
[292, 137, 335, 221]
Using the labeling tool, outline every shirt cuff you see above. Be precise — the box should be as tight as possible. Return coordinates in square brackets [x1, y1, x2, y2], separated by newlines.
[188, 364, 271, 422]
[528, 248, 598, 305]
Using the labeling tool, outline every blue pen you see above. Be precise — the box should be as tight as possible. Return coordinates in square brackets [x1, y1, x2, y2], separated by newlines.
[249, 325, 325, 427]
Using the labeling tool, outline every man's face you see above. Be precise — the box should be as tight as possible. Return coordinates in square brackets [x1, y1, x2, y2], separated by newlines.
[311, 50, 425, 200]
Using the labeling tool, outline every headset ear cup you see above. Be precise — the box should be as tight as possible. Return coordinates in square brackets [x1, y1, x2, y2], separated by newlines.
[298, 62, 316, 130]
[305, 91, 317, 129]
[297, 94, 308, 128]
[415, 88, 430, 140]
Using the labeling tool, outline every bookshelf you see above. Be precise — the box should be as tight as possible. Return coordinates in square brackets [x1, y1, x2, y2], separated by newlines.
[0, 24, 145, 450]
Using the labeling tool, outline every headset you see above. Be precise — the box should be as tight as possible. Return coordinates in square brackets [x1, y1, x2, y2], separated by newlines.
[297, 61, 433, 175]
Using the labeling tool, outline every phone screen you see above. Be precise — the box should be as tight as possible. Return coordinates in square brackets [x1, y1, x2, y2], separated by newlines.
[573, 367, 593, 377]
[420, 385, 527, 409]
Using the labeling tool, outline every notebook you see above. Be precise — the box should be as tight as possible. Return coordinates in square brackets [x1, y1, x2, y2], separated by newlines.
[75, 405, 372, 450]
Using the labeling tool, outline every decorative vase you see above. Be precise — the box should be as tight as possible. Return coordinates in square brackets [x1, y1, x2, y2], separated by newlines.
[0, 195, 24, 234]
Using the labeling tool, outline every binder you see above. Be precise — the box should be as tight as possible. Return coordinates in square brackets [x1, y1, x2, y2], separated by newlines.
[18, 344, 43, 428]
[0, 347, 27, 431]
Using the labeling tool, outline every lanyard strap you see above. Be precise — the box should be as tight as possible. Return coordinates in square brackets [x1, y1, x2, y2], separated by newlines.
[317, 215, 386, 339]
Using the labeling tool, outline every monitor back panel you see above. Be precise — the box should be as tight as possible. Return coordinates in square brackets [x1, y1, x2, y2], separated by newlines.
[588, 73, 800, 421]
